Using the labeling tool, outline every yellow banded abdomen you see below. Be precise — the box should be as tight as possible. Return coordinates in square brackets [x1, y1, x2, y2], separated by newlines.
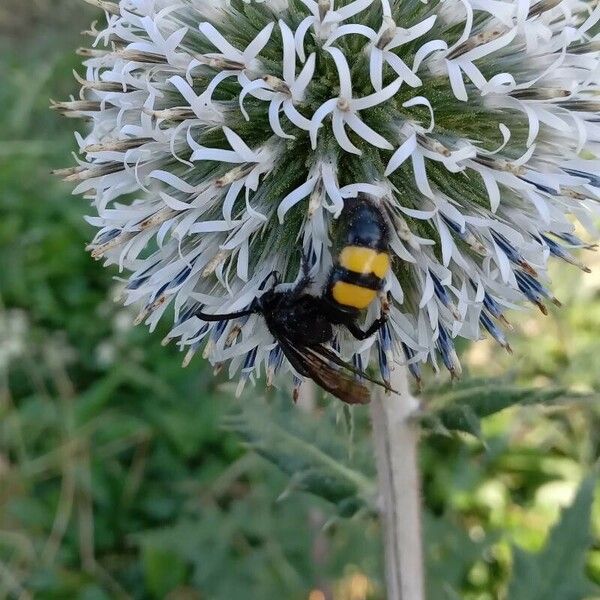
[339, 246, 390, 279]
[332, 282, 378, 310]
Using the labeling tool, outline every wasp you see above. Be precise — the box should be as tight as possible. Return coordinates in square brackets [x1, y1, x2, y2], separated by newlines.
[195, 195, 393, 405]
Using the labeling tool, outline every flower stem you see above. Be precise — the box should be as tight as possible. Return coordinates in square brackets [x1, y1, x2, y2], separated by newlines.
[370, 366, 424, 600]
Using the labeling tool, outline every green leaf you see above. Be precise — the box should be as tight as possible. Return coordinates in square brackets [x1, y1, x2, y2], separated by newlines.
[508, 475, 599, 600]
[223, 395, 376, 514]
[425, 513, 493, 600]
[422, 378, 583, 436]
[142, 544, 188, 599]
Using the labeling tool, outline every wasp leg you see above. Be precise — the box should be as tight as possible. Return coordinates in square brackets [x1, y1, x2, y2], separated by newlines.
[261, 270, 281, 290]
[346, 315, 388, 341]
[380, 291, 392, 315]
[293, 251, 314, 294]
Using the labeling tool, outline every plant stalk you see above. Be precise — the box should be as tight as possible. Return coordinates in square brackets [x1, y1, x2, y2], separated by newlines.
[370, 365, 424, 600]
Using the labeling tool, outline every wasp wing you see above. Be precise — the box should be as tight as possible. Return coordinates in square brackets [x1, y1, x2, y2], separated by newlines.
[278, 337, 372, 405]
[311, 344, 394, 393]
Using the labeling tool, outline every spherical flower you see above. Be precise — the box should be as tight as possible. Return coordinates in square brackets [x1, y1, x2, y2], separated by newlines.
[56, 0, 600, 394]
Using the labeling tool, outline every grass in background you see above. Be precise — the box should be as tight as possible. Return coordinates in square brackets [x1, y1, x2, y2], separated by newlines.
[0, 5, 385, 598]
[1, 2, 600, 599]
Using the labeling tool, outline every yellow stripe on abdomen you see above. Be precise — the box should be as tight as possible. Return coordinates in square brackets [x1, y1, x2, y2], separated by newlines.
[339, 246, 390, 278]
[332, 281, 377, 310]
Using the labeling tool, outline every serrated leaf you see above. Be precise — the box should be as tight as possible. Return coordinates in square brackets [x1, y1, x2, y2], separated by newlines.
[223, 396, 375, 513]
[422, 378, 582, 435]
[426, 404, 482, 438]
[508, 475, 599, 600]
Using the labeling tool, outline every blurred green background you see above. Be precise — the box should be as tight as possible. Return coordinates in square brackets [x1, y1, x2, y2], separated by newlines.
[2, 2, 600, 599]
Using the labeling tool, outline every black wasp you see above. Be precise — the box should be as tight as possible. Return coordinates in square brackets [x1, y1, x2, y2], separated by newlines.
[195, 196, 393, 404]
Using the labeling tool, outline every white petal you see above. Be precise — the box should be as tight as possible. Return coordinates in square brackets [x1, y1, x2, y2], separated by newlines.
[419, 271, 435, 308]
[446, 59, 468, 102]
[345, 113, 393, 150]
[526, 190, 551, 224]
[385, 133, 417, 176]
[513, 143, 536, 167]
[277, 177, 319, 223]
[159, 192, 192, 211]
[223, 179, 245, 224]
[340, 183, 386, 198]
[385, 53, 422, 88]
[150, 170, 198, 194]
[390, 235, 417, 262]
[447, 0, 474, 51]
[283, 100, 313, 131]
[460, 28, 516, 62]
[325, 47, 353, 99]
[245, 188, 267, 222]
[387, 15, 438, 50]
[269, 97, 295, 139]
[205, 70, 238, 101]
[198, 22, 242, 61]
[322, 163, 345, 217]
[309, 98, 338, 148]
[188, 220, 240, 233]
[492, 239, 512, 282]
[352, 77, 402, 110]
[457, 60, 487, 90]
[279, 20, 296, 83]
[190, 146, 241, 163]
[239, 78, 273, 121]
[480, 169, 501, 212]
[403, 96, 435, 132]
[237, 239, 249, 282]
[380, 0, 392, 17]
[332, 111, 362, 155]
[223, 127, 257, 163]
[291, 53, 316, 98]
[299, 0, 319, 18]
[243, 22, 275, 62]
[326, 23, 375, 47]
[437, 217, 455, 267]
[411, 151, 434, 198]
[369, 47, 384, 91]
[413, 39, 447, 72]
[334, 0, 373, 21]
[488, 123, 511, 155]
[579, 2, 600, 33]
[399, 206, 437, 219]
[295, 16, 317, 63]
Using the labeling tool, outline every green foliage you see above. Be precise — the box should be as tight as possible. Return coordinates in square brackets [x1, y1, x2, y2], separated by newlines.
[224, 396, 376, 515]
[421, 378, 584, 438]
[424, 514, 493, 600]
[2, 2, 600, 599]
[142, 545, 188, 599]
[508, 475, 599, 600]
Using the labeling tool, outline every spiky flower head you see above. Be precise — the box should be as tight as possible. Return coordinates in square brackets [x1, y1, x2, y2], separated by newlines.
[56, 0, 600, 393]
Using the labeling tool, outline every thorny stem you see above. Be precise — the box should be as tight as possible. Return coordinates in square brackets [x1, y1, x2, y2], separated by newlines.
[370, 366, 424, 600]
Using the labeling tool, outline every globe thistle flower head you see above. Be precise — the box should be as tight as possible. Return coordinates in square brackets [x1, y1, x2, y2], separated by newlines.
[56, 0, 600, 395]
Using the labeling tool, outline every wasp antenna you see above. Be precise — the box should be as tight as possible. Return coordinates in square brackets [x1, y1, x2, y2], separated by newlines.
[194, 308, 256, 322]
[260, 270, 280, 290]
